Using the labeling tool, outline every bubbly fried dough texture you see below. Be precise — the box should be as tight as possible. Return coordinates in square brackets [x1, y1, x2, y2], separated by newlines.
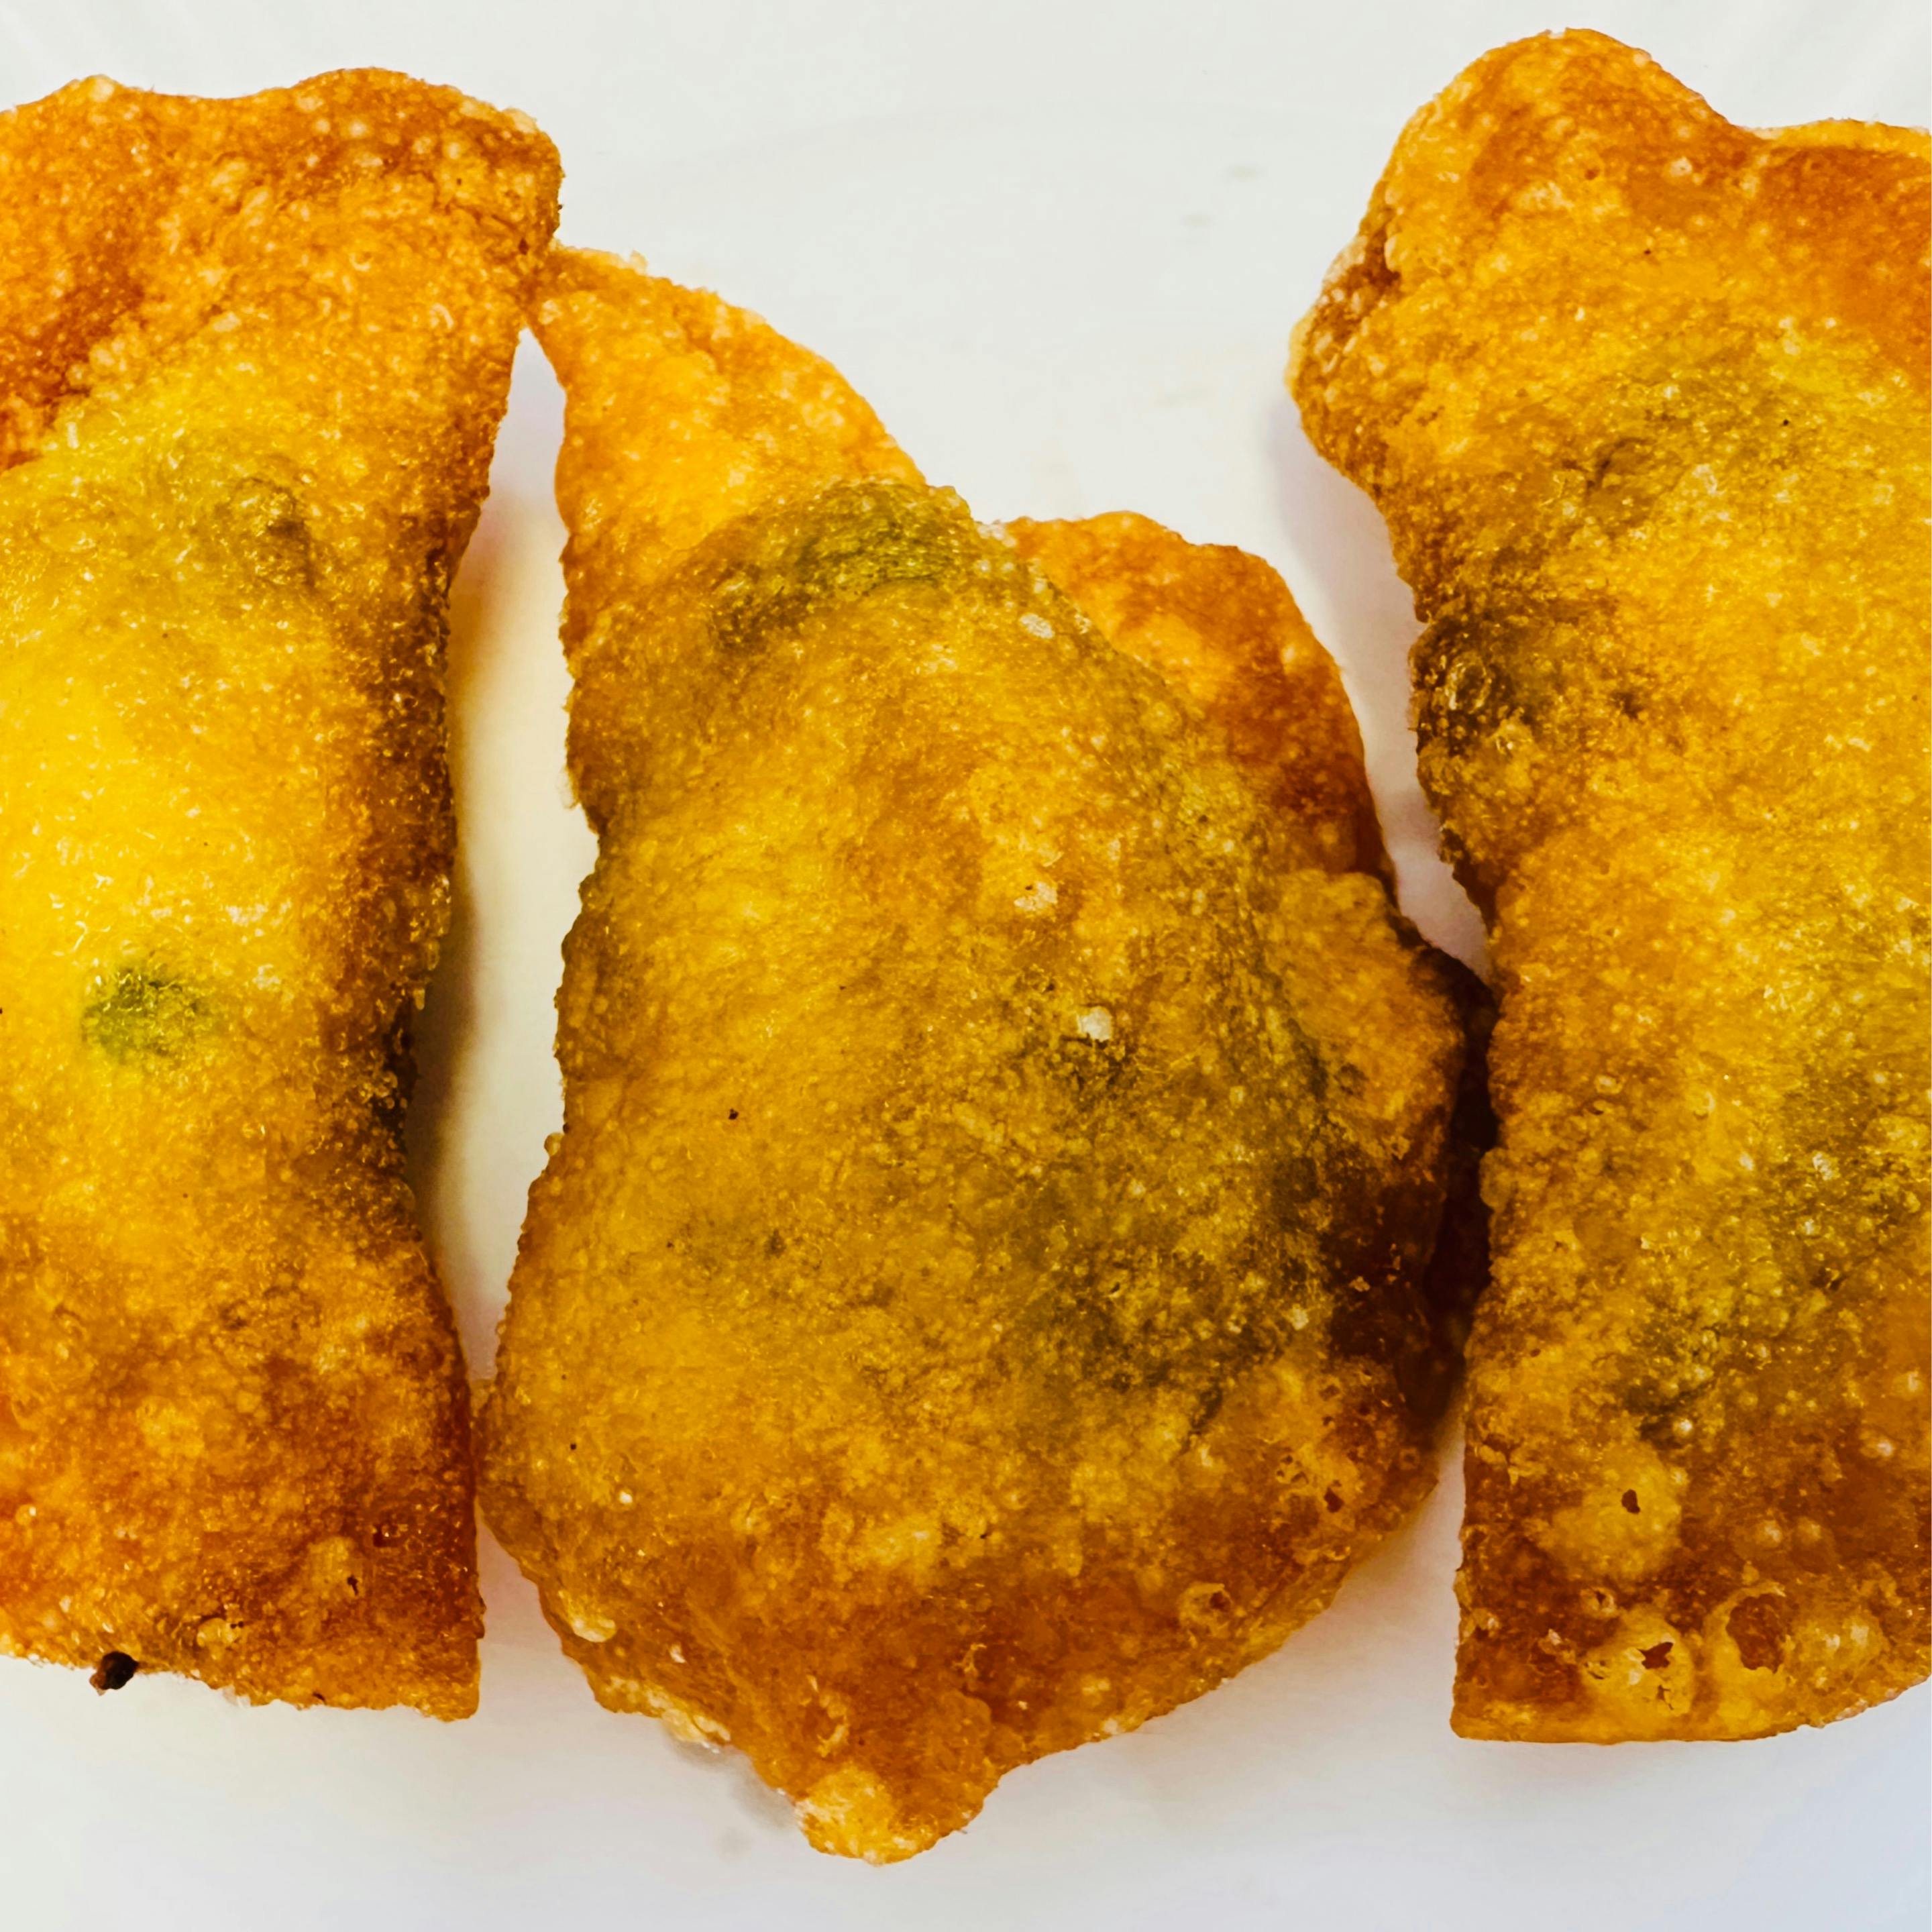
[0, 73, 559, 1715]
[482, 250, 1476, 1858]
[1292, 30, 1931, 1740]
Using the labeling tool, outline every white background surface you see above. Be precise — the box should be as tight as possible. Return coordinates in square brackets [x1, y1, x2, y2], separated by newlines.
[1, 2, 1927, 1926]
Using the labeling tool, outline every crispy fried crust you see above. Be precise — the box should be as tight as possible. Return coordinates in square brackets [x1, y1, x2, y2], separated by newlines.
[1003, 514, 1390, 883]
[1006, 514, 1497, 1359]
[1291, 30, 1930, 1739]
[482, 250, 1474, 1858]
[0, 74, 559, 1715]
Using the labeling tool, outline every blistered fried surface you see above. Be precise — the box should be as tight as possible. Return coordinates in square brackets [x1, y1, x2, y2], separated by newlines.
[482, 252, 1470, 1858]
[0, 74, 559, 1714]
[1007, 513, 1497, 1357]
[1003, 513, 1389, 883]
[1292, 30, 1929, 1739]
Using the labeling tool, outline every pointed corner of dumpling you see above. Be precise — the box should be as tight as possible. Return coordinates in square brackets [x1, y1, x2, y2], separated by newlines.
[531, 246, 921, 596]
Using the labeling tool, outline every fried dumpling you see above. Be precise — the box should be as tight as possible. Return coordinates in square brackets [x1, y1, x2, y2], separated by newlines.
[1292, 30, 1929, 1739]
[0, 73, 559, 1714]
[480, 251, 1481, 1856]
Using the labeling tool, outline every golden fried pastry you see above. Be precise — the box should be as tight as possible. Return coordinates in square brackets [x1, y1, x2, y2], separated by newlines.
[0, 74, 559, 1714]
[1292, 30, 1930, 1739]
[481, 250, 1479, 1858]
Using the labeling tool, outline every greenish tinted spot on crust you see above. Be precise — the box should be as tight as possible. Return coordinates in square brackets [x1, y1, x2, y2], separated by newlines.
[708, 482, 979, 652]
[82, 965, 215, 1062]
[217, 476, 315, 589]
